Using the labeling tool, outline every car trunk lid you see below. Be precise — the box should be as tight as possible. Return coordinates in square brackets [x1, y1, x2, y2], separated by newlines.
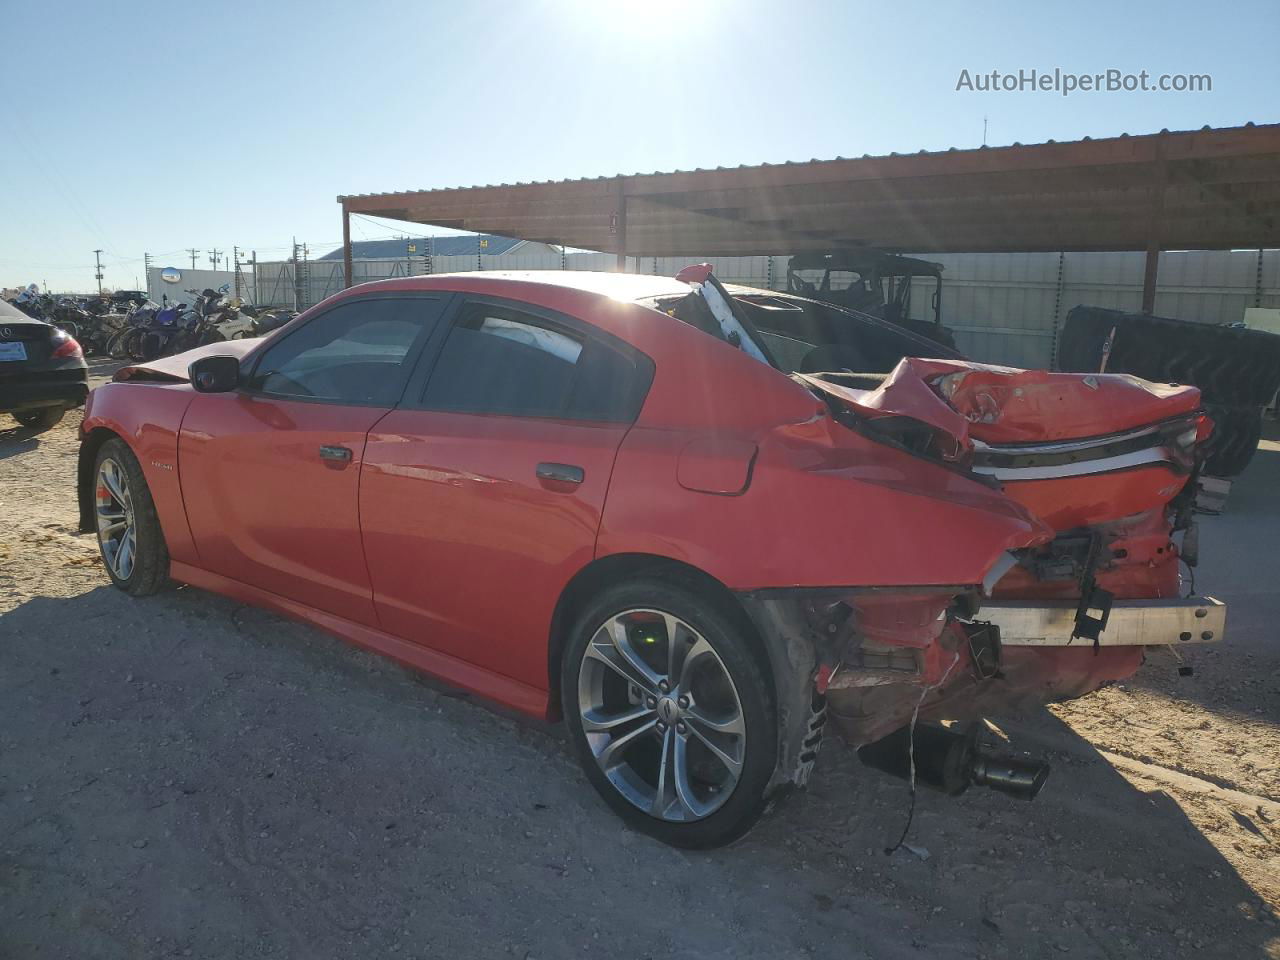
[0, 316, 55, 368]
[797, 357, 1210, 535]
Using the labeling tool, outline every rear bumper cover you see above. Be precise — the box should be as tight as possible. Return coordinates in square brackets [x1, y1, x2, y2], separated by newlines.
[0, 371, 89, 414]
[740, 587, 1225, 764]
[980, 596, 1225, 647]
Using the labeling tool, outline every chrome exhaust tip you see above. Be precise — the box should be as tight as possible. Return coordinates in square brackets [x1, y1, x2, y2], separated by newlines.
[857, 723, 1050, 800]
[970, 752, 1051, 801]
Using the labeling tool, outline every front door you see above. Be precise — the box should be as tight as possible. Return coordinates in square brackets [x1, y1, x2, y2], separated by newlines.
[179, 293, 448, 626]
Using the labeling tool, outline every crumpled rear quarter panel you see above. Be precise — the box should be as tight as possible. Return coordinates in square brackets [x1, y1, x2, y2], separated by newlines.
[598, 411, 1050, 591]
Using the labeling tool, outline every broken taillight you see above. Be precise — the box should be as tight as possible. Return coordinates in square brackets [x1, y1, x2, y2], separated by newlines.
[1173, 413, 1214, 451]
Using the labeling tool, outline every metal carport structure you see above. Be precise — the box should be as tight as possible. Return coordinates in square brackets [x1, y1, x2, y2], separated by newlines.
[338, 122, 1280, 312]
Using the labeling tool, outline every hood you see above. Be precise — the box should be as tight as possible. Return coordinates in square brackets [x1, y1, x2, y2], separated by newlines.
[114, 337, 259, 384]
[798, 358, 1203, 454]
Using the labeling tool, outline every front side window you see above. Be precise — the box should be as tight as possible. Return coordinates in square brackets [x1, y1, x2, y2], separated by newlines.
[247, 297, 440, 404]
[421, 301, 651, 422]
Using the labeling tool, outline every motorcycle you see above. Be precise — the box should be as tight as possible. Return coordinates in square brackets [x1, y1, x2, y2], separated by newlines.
[7, 288, 86, 341]
[239, 304, 295, 338]
[48, 299, 89, 341]
[129, 303, 191, 360]
[175, 289, 291, 344]
[106, 301, 162, 358]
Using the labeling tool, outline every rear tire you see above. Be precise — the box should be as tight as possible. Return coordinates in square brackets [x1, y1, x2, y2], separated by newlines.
[561, 578, 776, 849]
[12, 407, 65, 432]
[93, 439, 170, 596]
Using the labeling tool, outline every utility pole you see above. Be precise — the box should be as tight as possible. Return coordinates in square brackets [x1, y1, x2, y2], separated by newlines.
[92, 249, 104, 295]
[187, 248, 199, 270]
[292, 238, 301, 311]
[232, 246, 242, 299]
[143, 252, 152, 293]
[208, 248, 222, 271]
[298, 242, 310, 310]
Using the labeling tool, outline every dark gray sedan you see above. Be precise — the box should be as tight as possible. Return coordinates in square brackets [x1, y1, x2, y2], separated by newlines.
[0, 298, 89, 431]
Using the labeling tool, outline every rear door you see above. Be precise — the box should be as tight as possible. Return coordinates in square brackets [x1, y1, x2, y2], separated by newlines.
[178, 294, 448, 626]
[360, 297, 654, 690]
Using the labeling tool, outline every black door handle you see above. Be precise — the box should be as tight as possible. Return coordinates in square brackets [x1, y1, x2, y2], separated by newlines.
[536, 462, 584, 485]
[319, 445, 353, 463]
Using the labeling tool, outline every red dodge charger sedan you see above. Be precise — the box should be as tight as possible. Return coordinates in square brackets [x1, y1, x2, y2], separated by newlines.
[78, 267, 1225, 847]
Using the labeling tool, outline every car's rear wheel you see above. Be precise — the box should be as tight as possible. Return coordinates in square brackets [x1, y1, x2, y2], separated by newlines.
[562, 578, 776, 848]
[93, 439, 170, 596]
[12, 407, 65, 432]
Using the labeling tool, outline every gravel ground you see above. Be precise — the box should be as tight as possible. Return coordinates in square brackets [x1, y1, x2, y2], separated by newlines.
[2, 364, 1278, 959]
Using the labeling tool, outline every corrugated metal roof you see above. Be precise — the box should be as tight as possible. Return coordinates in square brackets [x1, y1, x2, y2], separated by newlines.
[316, 234, 524, 261]
[337, 123, 1276, 200]
[339, 123, 1280, 256]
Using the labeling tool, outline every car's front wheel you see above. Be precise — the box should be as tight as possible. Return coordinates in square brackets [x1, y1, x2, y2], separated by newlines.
[562, 578, 776, 848]
[93, 439, 170, 596]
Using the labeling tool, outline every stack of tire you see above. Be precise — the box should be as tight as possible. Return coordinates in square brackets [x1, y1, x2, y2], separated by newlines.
[1058, 306, 1280, 478]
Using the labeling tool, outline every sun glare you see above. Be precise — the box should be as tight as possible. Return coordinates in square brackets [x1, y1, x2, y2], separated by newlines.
[568, 0, 715, 39]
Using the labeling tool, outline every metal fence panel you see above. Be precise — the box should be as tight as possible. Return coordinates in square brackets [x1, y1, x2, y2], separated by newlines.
[253, 248, 1278, 368]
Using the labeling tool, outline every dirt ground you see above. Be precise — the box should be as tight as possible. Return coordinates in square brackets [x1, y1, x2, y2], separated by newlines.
[2, 361, 1279, 959]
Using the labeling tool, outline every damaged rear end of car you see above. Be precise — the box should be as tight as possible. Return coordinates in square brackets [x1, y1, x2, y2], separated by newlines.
[780, 356, 1226, 800]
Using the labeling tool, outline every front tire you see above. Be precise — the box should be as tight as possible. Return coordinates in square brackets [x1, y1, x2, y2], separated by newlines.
[561, 578, 776, 849]
[93, 439, 170, 595]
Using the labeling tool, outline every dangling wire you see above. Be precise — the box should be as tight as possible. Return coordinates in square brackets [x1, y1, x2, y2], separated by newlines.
[884, 649, 962, 856]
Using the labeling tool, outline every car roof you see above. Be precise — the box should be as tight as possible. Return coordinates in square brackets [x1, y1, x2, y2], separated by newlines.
[360, 270, 700, 303]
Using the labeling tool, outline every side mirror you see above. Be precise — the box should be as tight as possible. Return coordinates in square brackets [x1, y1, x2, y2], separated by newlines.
[189, 355, 240, 393]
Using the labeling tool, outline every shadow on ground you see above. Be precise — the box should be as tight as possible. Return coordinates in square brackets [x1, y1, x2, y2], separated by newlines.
[1115, 442, 1280, 728]
[3, 581, 1277, 959]
[0, 427, 42, 457]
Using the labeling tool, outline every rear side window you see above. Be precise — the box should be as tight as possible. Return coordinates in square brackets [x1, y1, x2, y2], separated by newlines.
[421, 301, 652, 422]
[247, 297, 440, 404]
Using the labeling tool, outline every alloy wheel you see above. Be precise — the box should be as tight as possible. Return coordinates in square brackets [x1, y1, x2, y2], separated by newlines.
[96, 457, 137, 580]
[577, 609, 747, 822]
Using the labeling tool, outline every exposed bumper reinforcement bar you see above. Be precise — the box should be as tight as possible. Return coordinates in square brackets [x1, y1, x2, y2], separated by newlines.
[980, 596, 1225, 647]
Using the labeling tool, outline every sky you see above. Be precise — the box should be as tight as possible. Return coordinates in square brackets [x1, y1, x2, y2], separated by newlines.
[2, 0, 1277, 292]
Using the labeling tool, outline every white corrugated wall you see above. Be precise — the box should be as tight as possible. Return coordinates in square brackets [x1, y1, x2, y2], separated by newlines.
[254, 249, 1280, 369]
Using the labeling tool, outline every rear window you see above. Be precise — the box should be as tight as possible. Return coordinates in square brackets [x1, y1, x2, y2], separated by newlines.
[648, 290, 959, 375]
[421, 302, 652, 422]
